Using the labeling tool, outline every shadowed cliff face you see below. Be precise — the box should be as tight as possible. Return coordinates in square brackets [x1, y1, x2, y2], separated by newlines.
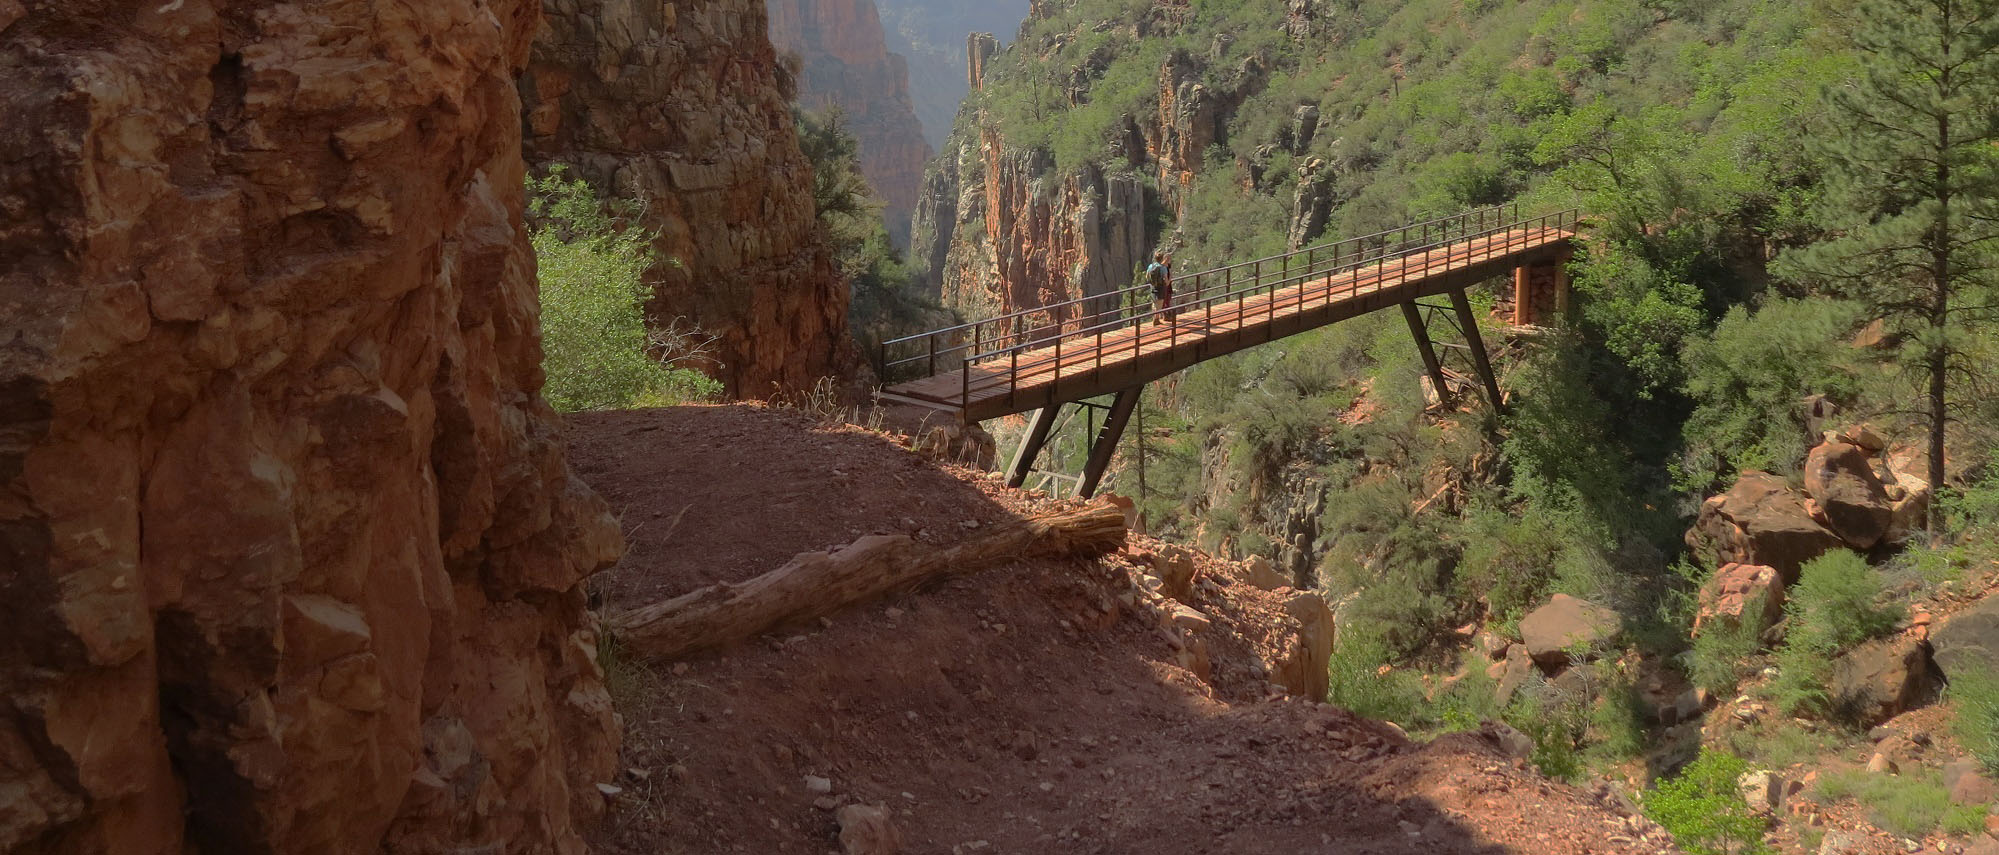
[0, 2, 621, 853]
[873, 0, 1033, 149]
[767, 0, 932, 247]
[522, 0, 864, 398]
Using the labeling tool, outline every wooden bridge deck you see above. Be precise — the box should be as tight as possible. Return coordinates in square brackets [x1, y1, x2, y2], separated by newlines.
[882, 224, 1576, 423]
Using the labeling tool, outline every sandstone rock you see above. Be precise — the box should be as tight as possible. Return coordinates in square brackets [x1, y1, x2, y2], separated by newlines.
[1840, 424, 1888, 453]
[1688, 472, 1846, 583]
[1944, 759, 1998, 806]
[1931, 594, 1999, 681]
[1830, 637, 1936, 727]
[767, 0, 933, 244]
[1484, 721, 1536, 760]
[1867, 752, 1899, 774]
[1243, 555, 1290, 590]
[2, 2, 622, 852]
[836, 804, 904, 855]
[1162, 602, 1213, 633]
[1968, 836, 1999, 855]
[1490, 644, 1536, 706]
[1149, 546, 1198, 603]
[1694, 563, 1785, 636]
[1519, 594, 1623, 668]
[1803, 441, 1894, 549]
[1821, 830, 1869, 855]
[1738, 769, 1785, 814]
[1272, 592, 1335, 702]
[522, 0, 865, 397]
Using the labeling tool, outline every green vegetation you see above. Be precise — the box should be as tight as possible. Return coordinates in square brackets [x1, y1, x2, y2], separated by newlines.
[1642, 750, 1771, 855]
[529, 169, 720, 411]
[795, 109, 954, 370]
[1769, 551, 1903, 719]
[1951, 670, 1999, 777]
[949, 0, 1999, 795]
[1814, 768, 1990, 838]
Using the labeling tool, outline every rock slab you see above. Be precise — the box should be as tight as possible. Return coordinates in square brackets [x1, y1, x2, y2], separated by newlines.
[1519, 594, 1623, 667]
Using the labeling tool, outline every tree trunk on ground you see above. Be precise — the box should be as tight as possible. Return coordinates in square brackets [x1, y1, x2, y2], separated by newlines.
[609, 504, 1128, 660]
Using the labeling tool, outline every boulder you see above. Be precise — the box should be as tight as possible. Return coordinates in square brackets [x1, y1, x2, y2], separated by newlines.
[1242, 554, 1290, 591]
[1839, 424, 1888, 453]
[1828, 636, 1936, 727]
[835, 804, 903, 855]
[1688, 472, 1846, 583]
[1944, 759, 1997, 806]
[1272, 593, 1335, 702]
[1488, 643, 1536, 706]
[1519, 594, 1623, 668]
[1694, 563, 1785, 636]
[1149, 546, 1198, 603]
[1931, 594, 1999, 682]
[1738, 769, 1785, 814]
[1803, 441, 1893, 549]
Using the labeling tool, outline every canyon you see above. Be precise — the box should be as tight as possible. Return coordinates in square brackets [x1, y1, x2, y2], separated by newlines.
[873, 0, 1034, 148]
[767, 0, 933, 246]
[523, 0, 863, 397]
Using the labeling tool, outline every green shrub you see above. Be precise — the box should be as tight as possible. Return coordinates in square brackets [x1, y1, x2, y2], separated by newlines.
[1950, 670, 1999, 776]
[1686, 592, 1767, 697]
[1813, 769, 1986, 838]
[1326, 627, 1430, 725]
[529, 169, 719, 411]
[1770, 551, 1902, 717]
[1642, 749, 1771, 855]
[1677, 298, 1867, 491]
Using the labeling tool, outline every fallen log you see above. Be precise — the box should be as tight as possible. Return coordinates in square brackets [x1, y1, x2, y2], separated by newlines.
[609, 503, 1128, 661]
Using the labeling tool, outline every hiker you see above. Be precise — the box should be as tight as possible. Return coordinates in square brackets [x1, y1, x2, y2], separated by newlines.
[1146, 250, 1173, 324]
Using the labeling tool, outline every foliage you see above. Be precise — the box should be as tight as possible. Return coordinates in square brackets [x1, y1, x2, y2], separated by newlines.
[1642, 749, 1771, 855]
[1769, 551, 1903, 717]
[1814, 768, 1989, 838]
[1949, 669, 1999, 777]
[1686, 599, 1765, 697]
[529, 169, 720, 412]
[1677, 298, 1868, 490]
[795, 109, 954, 366]
[1773, 0, 1999, 528]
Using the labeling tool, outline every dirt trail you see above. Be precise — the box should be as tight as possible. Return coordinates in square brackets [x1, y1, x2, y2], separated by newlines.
[568, 404, 1677, 855]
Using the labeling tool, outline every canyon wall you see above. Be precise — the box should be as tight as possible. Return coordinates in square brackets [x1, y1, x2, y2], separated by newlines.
[1, 2, 621, 853]
[871, 0, 1032, 148]
[766, 0, 932, 246]
[522, 0, 862, 398]
[913, 22, 1279, 316]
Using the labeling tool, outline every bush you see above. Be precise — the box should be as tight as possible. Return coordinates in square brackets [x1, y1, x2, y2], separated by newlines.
[1325, 626, 1430, 725]
[1769, 551, 1902, 717]
[1677, 298, 1867, 491]
[529, 169, 720, 411]
[1642, 749, 1771, 855]
[1813, 769, 1987, 838]
[1686, 592, 1767, 697]
[1950, 670, 1999, 776]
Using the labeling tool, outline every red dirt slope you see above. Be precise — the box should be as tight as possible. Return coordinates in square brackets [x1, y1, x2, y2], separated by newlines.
[566, 404, 1678, 855]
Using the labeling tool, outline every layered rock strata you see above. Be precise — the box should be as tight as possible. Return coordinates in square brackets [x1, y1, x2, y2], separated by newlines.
[3, 2, 621, 852]
[767, 0, 933, 245]
[522, 0, 862, 397]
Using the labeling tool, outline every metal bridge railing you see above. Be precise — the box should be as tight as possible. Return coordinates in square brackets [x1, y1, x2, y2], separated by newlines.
[881, 205, 1579, 410]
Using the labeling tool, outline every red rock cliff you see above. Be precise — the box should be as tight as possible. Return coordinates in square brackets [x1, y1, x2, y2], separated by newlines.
[522, 0, 864, 398]
[767, 0, 933, 246]
[1, 3, 621, 853]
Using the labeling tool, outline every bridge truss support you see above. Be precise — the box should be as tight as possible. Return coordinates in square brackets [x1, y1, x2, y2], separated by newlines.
[1447, 287, 1507, 415]
[1400, 301, 1453, 408]
[1002, 386, 1142, 499]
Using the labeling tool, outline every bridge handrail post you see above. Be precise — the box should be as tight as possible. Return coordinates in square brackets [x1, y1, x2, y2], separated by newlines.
[928, 335, 937, 376]
[961, 356, 969, 409]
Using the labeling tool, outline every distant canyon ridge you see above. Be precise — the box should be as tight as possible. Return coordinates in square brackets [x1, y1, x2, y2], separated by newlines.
[767, 0, 1028, 245]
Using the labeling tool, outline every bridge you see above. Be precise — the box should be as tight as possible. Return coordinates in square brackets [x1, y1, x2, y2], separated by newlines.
[879, 204, 1580, 497]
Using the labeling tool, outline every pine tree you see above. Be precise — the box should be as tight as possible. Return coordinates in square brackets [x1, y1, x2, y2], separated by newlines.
[1779, 0, 1999, 530]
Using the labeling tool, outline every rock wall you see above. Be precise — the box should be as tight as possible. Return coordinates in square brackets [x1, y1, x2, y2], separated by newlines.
[767, 0, 933, 247]
[522, 0, 862, 398]
[870, 0, 1031, 147]
[910, 18, 1277, 316]
[2, 2, 621, 853]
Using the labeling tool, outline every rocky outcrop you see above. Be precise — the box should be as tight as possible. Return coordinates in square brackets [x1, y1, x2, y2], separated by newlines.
[1828, 636, 1936, 726]
[1931, 594, 1999, 681]
[1519, 595, 1623, 668]
[1694, 563, 1785, 636]
[4, 2, 619, 853]
[768, 0, 934, 245]
[1803, 440, 1892, 548]
[1688, 471, 1846, 583]
[522, 0, 862, 397]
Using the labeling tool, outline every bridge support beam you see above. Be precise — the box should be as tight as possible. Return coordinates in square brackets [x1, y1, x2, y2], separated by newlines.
[1400, 301, 1452, 407]
[1076, 387, 1141, 499]
[1448, 288, 1507, 415]
[1005, 406, 1061, 489]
